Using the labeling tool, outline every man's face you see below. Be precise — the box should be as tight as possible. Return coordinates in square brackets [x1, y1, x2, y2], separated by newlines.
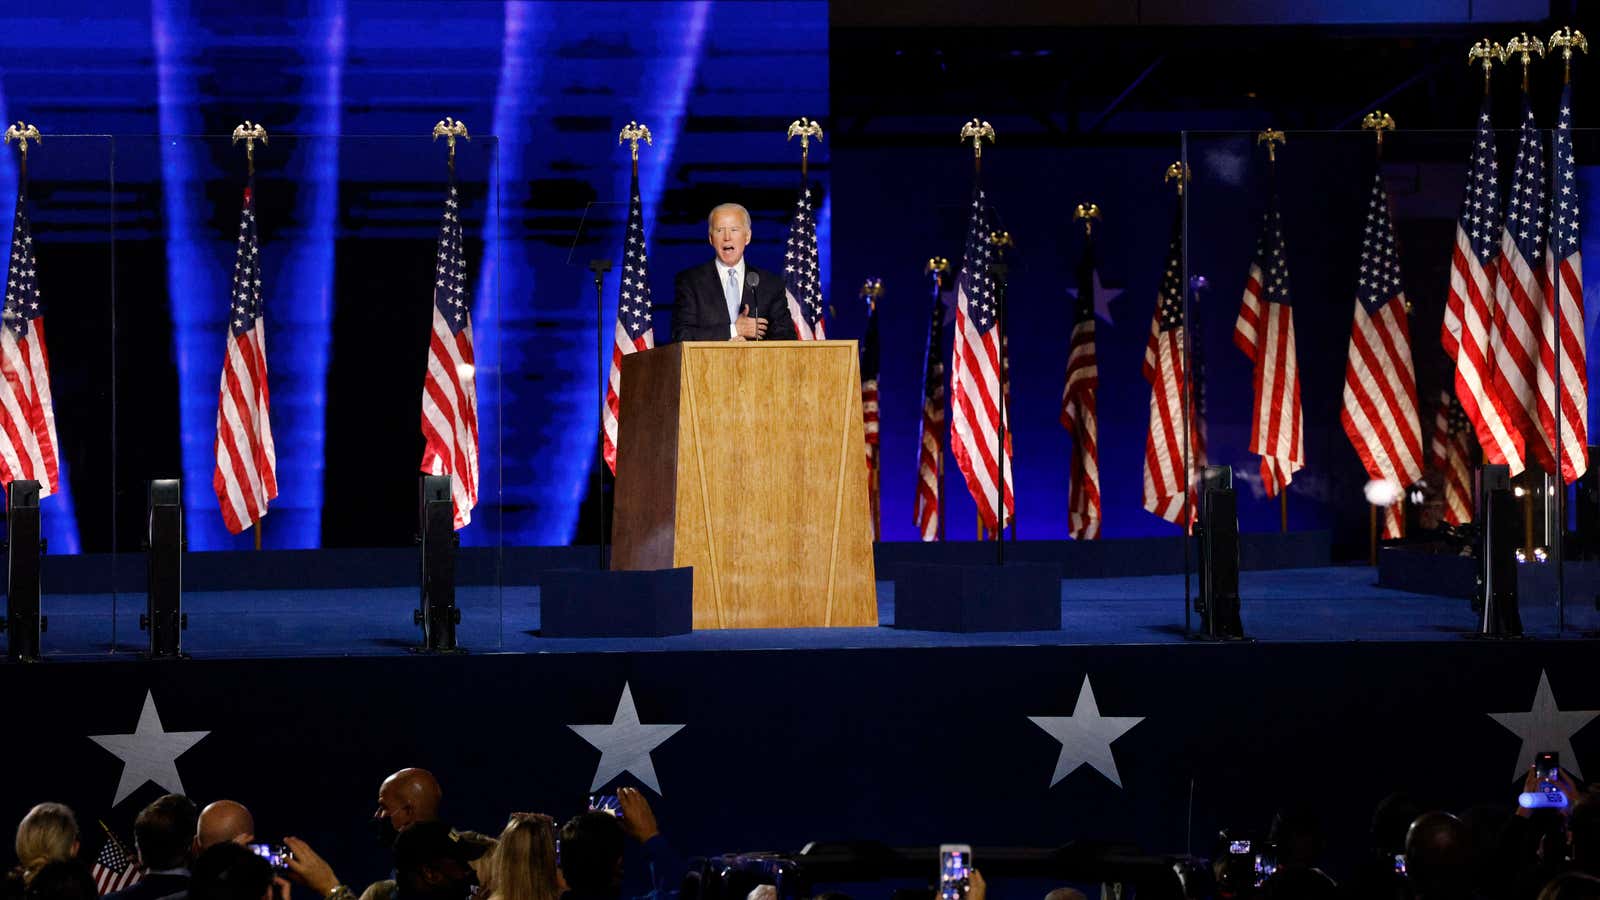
[709, 210, 750, 267]
[376, 784, 415, 831]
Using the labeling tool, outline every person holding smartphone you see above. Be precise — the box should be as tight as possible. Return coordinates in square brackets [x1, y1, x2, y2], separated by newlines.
[557, 788, 683, 900]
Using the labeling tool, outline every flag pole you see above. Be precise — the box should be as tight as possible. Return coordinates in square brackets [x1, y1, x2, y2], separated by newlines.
[1548, 27, 1585, 632]
[231, 121, 268, 548]
[960, 119, 1001, 558]
[1361, 111, 1396, 559]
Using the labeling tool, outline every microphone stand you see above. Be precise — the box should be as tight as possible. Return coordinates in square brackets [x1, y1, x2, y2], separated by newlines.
[591, 258, 613, 570]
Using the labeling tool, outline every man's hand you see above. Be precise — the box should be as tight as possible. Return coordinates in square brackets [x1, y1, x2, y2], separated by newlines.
[617, 787, 660, 843]
[734, 305, 768, 340]
[1517, 765, 1581, 817]
[283, 836, 340, 897]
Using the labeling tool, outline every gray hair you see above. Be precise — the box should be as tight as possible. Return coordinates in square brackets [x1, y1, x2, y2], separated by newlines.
[707, 203, 752, 236]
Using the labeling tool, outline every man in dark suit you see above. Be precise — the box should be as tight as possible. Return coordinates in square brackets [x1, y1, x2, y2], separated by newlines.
[671, 203, 796, 342]
[106, 794, 198, 900]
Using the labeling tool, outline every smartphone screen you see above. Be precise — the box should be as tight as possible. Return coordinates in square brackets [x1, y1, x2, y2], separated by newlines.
[247, 843, 291, 870]
[588, 794, 621, 818]
[938, 845, 971, 900]
[1537, 752, 1559, 781]
[1229, 840, 1251, 855]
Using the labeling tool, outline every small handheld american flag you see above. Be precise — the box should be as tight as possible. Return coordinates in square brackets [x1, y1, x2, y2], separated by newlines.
[90, 823, 142, 896]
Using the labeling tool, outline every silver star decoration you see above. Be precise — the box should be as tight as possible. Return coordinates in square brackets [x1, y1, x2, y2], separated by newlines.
[89, 691, 211, 805]
[569, 682, 685, 794]
[1067, 269, 1123, 325]
[1489, 669, 1600, 781]
[1028, 675, 1145, 789]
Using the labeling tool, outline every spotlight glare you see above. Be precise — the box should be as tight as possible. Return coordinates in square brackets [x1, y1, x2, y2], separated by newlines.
[1364, 478, 1402, 507]
[1514, 486, 1527, 498]
[1534, 547, 1549, 563]
[1516, 548, 1528, 564]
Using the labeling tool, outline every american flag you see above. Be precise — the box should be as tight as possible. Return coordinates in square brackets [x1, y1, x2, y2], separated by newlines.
[1060, 230, 1100, 540]
[913, 268, 947, 541]
[1492, 87, 1555, 476]
[1445, 95, 1524, 473]
[1143, 205, 1200, 526]
[1233, 199, 1303, 497]
[1539, 79, 1587, 483]
[1430, 388, 1474, 527]
[784, 176, 826, 340]
[602, 171, 656, 475]
[213, 184, 277, 535]
[862, 290, 880, 537]
[0, 184, 61, 498]
[419, 177, 478, 529]
[90, 826, 141, 896]
[950, 182, 1014, 533]
[1340, 172, 1422, 540]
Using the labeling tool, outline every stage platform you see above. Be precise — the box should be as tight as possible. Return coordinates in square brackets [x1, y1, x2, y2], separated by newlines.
[7, 538, 1599, 897]
[17, 564, 1600, 660]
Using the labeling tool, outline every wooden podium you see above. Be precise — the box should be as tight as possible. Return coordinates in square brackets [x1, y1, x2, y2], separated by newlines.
[611, 341, 878, 629]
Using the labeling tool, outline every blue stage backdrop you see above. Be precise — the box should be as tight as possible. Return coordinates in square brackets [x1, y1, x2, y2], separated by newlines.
[0, 0, 827, 551]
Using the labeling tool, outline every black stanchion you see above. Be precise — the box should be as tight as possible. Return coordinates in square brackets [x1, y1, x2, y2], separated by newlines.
[1193, 466, 1245, 641]
[141, 479, 186, 658]
[1477, 476, 1523, 638]
[3, 480, 43, 662]
[414, 474, 461, 652]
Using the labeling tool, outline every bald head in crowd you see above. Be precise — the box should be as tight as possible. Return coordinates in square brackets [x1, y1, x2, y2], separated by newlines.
[377, 769, 442, 831]
[1405, 812, 1471, 898]
[194, 801, 254, 853]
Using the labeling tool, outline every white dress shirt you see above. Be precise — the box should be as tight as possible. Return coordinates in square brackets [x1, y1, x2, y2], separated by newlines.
[715, 257, 746, 339]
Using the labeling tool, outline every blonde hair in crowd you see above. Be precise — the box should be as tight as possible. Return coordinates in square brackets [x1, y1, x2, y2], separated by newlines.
[14, 803, 78, 884]
[488, 813, 561, 900]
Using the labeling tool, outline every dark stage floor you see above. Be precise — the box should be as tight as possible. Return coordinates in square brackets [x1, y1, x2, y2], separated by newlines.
[17, 565, 1598, 661]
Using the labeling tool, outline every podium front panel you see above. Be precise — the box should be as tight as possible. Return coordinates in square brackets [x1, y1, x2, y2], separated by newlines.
[612, 341, 877, 629]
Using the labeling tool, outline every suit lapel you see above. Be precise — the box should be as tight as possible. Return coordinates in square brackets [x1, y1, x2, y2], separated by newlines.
[702, 261, 731, 325]
[742, 266, 760, 318]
